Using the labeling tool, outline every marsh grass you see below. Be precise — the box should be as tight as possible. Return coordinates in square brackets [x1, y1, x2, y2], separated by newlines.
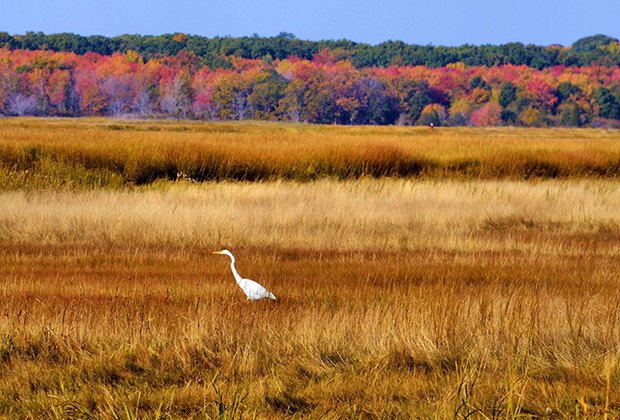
[1, 119, 620, 417]
[0, 179, 619, 417]
[1, 118, 620, 189]
[1, 244, 619, 417]
[1, 179, 619, 253]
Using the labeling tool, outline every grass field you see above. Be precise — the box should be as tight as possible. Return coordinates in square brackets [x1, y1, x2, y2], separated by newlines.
[0, 119, 619, 418]
[1, 118, 620, 189]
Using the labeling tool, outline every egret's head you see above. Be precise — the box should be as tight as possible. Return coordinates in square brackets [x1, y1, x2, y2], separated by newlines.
[213, 249, 233, 258]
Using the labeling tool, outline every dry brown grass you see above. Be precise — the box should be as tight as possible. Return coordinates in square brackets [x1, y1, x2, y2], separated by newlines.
[1, 179, 619, 253]
[1, 179, 620, 417]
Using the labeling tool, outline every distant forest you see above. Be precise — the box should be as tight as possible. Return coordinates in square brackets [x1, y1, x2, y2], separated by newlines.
[0, 32, 619, 127]
[2, 32, 620, 69]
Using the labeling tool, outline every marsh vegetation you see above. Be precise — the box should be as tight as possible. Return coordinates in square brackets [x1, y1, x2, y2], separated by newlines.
[0, 119, 619, 417]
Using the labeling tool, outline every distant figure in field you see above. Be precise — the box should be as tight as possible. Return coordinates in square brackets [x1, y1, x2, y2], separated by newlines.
[430, 123, 435, 129]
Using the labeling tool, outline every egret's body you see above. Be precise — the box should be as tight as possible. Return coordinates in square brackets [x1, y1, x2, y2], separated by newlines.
[213, 250, 276, 301]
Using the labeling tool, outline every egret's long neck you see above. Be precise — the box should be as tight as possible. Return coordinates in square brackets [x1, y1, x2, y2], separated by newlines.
[228, 257, 243, 285]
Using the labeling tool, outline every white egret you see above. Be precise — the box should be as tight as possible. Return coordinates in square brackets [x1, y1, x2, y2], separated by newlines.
[212, 250, 276, 301]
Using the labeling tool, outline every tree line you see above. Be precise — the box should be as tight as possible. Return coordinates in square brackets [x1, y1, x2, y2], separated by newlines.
[0, 48, 619, 127]
[1, 32, 619, 69]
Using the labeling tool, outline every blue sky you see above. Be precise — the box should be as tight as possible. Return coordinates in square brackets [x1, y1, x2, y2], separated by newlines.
[1, 0, 619, 46]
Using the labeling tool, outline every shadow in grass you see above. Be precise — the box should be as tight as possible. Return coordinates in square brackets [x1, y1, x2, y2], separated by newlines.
[265, 392, 316, 416]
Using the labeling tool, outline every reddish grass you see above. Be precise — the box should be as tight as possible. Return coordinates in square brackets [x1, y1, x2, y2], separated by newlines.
[0, 238, 619, 417]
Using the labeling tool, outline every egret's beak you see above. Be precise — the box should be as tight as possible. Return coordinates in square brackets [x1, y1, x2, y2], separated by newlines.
[212, 251, 223, 255]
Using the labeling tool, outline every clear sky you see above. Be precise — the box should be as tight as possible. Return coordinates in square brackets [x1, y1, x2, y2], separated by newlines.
[1, 0, 618, 47]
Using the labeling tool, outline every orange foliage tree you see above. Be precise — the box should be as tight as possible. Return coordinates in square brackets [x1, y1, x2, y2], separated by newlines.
[0, 48, 618, 126]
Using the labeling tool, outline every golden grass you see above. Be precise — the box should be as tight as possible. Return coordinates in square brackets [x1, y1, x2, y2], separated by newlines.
[1, 179, 619, 253]
[1, 119, 620, 416]
[1, 179, 620, 417]
[1, 118, 620, 188]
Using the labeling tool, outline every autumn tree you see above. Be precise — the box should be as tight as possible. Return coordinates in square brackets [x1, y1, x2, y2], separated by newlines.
[302, 70, 337, 123]
[448, 98, 473, 126]
[418, 103, 447, 126]
[7, 93, 37, 116]
[470, 102, 502, 126]
[102, 74, 136, 116]
[277, 79, 306, 122]
[0, 47, 619, 125]
[211, 72, 251, 120]
[159, 70, 193, 117]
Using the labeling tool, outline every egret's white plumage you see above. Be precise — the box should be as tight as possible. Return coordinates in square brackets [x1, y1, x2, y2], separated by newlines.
[213, 250, 276, 301]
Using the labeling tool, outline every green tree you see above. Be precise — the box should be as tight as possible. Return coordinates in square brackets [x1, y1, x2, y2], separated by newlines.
[595, 88, 620, 119]
[560, 103, 581, 127]
[572, 34, 619, 53]
[405, 81, 437, 124]
[500, 110, 517, 124]
[469, 75, 490, 90]
[498, 82, 517, 108]
[556, 82, 582, 102]
[248, 69, 287, 119]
